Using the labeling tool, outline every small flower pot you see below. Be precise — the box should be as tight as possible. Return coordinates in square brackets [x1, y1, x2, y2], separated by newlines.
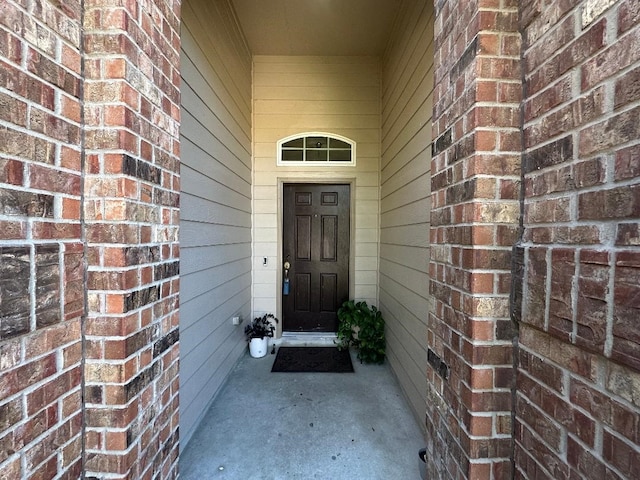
[249, 337, 268, 358]
[418, 447, 427, 479]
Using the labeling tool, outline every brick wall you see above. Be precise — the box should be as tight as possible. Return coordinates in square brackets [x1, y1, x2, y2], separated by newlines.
[3, 0, 638, 478]
[429, 0, 522, 478]
[0, 0, 84, 478]
[82, 0, 181, 478]
[518, 0, 640, 478]
[1, 0, 181, 478]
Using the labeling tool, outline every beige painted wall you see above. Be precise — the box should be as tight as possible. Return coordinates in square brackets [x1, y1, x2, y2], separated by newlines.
[252, 56, 381, 329]
[179, 0, 253, 446]
[380, 0, 434, 429]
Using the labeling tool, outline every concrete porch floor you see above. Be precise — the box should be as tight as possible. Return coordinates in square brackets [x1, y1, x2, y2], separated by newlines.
[179, 346, 426, 479]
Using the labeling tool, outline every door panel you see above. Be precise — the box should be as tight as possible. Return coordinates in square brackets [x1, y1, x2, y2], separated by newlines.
[294, 273, 311, 311]
[283, 183, 350, 332]
[320, 274, 337, 312]
[321, 216, 337, 261]
[296, 216, 311, 260]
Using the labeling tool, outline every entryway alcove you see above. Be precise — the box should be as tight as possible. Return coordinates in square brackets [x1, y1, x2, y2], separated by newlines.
[179, 0, 434, 449]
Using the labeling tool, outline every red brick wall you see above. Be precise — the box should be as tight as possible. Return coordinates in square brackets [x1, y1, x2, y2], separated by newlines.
[82, 0, 181, 478]
[1, 0, 181, 478]
[429, 0, 522, 478]
[518, 1, 640, 478]
[0, 1, 84, 478]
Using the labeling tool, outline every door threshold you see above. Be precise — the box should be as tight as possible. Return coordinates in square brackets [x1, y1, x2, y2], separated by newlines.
[276, 332, 338, 347]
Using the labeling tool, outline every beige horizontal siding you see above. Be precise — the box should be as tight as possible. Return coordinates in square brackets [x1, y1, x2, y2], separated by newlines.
[253, 55, 381, 324]
[380, 0, 435, 432]
[179, 0, 252, 448]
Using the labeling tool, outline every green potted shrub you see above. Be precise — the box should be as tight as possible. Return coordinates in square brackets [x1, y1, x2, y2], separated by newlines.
[245, 313, 278, 358]
[336, 300, 385, 364]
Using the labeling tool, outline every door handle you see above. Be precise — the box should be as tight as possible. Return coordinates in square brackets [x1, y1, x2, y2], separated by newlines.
[283, 260, 291, 295]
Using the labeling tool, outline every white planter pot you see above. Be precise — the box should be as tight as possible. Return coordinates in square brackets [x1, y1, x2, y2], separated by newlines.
[249, 337, 268, 358]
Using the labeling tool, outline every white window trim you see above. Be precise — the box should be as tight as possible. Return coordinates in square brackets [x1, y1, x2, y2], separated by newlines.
[277, 132, 356, 167]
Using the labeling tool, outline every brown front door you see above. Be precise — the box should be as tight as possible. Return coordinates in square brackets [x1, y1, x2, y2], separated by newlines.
[282, 183, 350, 332]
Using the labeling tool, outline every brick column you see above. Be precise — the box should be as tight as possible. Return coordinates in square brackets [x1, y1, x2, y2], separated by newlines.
[82, 1, 181, 478]
[0, 1, 84, 478]
[428, 0, 521, 478]
[518, 1, 640, 477]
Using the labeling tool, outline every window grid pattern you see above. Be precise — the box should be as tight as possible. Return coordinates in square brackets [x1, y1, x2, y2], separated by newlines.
[278, 134, 355, 165]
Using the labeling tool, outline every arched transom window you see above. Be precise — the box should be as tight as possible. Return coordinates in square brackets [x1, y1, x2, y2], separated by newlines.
[277, 133, 356, 166]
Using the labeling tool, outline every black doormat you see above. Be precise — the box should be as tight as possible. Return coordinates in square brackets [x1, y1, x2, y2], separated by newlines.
[271, 346, 354, 373]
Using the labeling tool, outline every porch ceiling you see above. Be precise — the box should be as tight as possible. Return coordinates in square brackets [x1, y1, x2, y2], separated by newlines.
[230, 0, 401, 56]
